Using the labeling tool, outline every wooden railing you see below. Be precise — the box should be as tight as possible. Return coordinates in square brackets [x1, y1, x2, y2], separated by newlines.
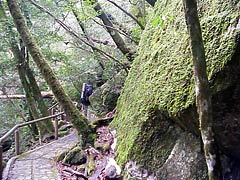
[0, 112, 64, 180]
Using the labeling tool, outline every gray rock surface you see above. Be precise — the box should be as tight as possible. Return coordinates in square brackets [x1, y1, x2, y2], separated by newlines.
[158, 133, 207, 179]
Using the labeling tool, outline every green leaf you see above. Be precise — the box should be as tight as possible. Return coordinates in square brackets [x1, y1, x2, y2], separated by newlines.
[151, 17, 164, 27]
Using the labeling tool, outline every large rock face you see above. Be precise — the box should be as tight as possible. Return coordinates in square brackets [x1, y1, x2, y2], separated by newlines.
[111, 0, 240, 178]
[89, 71, 127, 116]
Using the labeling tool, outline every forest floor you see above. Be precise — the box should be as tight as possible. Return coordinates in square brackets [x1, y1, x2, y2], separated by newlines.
[56, 124, 156, 180]
[57, 125, 122, 180]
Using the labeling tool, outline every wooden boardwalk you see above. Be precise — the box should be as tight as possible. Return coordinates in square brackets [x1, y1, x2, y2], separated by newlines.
[3, 132, 78, 180]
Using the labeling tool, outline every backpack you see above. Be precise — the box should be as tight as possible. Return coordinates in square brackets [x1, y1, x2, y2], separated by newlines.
[81, 83, 93, 106]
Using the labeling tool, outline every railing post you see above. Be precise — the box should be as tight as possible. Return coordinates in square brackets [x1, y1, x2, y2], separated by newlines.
[51, 108, 54, 116]
[15, 130, 20, 155]
[54, 119, 58, 140]
[0, 144, 3, 180]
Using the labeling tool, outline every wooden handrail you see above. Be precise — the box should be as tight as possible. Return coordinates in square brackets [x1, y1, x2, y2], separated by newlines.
[0, 145, 2, 180]
[0, 112, 64, 144]
[0, 112, 64, 180]
[47, 102, 59, 111]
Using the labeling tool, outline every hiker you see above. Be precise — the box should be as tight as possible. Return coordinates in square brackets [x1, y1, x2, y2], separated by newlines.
[80, 83, 93, 115]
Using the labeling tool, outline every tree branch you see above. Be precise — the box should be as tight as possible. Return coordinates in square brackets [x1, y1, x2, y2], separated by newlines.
[63, 168, 88, 180]
[27, 0, 129, 72]
[89, 15, 138, 44]
[105, 0, 144, 30]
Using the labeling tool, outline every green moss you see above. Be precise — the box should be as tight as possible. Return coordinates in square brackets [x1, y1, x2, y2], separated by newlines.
[55, 151, 67, 162]
[16, 152, 28, 158]
[63, 146, 87, 165]
[2, 160, 6, 169]
[90, 70, 127, 116]
[111, 0, 239, 170]
[58, 129, 70, 137]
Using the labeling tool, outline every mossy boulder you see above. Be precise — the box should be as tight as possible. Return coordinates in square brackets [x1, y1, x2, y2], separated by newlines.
[111, 0, 240, 177]
[62, 146, 87, 165]
[89, 70, 127, 116]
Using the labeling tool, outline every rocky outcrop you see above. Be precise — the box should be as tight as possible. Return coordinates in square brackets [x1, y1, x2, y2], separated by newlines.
[158, 133, 207, 179]
[111, 0, 240, 178]
[89, 71, 127, 116]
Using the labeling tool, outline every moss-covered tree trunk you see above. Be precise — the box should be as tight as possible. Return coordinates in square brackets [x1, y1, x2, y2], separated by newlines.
[18, 0, 53, 133]
[88, 0, 135, 61]
[17, 49, 54, 139]
[6, 0, 93, 146]
[0, 1, 53, 140]
[183, 0, 222, 179]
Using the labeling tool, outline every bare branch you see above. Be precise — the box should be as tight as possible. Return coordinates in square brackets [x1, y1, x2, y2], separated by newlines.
[27, 0, 129, 72]
[87, 14, 138, 44]
[105, 0, 144, 30]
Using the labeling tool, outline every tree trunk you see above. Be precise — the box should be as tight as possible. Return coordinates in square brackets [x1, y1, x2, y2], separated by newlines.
[72, 8, 105, 70]
[88, 0, 135, 61]
[0, 1, 54, 140]
[6, 0, 93, 146]
[72, 8, 106, 87]
[182, 0, 222, 179]
[17, 50, 54, 139]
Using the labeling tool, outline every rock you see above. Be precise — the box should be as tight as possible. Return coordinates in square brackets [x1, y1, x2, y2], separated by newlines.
[63, 146, 87, 165]
[2, 139, 12, 152]
[105, 158, 121, 176]
[55, 151, 67, 162]
[58, 124, 72, 132]
[58, 120, 65, 128]
[58, 129, 70, 137]
[2, 160, 6, 169]
[89, 71, 127, 116]
[158, 133, 207, 179]
[105, 165, 117, 179]
[42, 133, 55, 142]
[94, 141, 110, 152]
[110, 0, 240, 178]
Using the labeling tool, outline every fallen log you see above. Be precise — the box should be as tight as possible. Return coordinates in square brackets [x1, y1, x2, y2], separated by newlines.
[0, 91, 53, 99]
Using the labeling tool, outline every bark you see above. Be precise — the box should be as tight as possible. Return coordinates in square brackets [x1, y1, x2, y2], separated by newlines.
[0, 1, 54, 139]
[183, 0, 222, 179]
[88, 0, 135, 61]
[17, 51, 54, 139]
[6, 0, 93, 146]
